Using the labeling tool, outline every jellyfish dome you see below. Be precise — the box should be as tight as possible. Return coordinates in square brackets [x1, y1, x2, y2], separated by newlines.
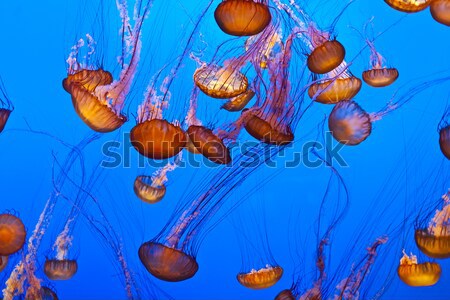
[397, 252, 441, 287]
[194, 64, 248, 99]
[134, 175, 167, 204]
[0, 255, 8, 272]
[244, 112, 294, 146]
[439, 125, 450, 159]
[308, 76, 362, 104]
[275, 289, 296, 300]
[415, 229, 450, 258]
[214, 0, 272, 36]
[237, 265, 283, 289]
[307, 40, 346, 74]
[187, 125, 231, 165]
[138, 242, 198, 282]
[222, 89, 255, 112]
[362, 68, 399, 88]
[63, 69, 128, 133]
[0, 213, 26, 256]
[130, 119, 187, 159]
[25, 287, 59, 300]
[44, 259, 78, 280]
[328, 100, 372, 145]
[430, 0, 450, 26]
[384, 0, 432, 12]
[0, 108, 12, 133]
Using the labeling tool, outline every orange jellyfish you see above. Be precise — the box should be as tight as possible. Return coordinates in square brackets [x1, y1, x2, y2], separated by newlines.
[430, 0, 450, 26]
[362, 28, 399, 88]
[214, 0, 272, 36]
[397, 251, 441, 286]
[0, 214, 26, 256]
[328, 100, 372, 145]
[384, 0, 432, 13]
[63, 0, 151, 132]
[415, 190, 450, 258]
[44, 259, 78, 281]
[0, 78, 13, 134]
[439, 110, 450, 159]
[306, 25, 346, 74]
[0, 255, 8, 272]
[238, 265, 283, 289]
[222, 88, 255, 112]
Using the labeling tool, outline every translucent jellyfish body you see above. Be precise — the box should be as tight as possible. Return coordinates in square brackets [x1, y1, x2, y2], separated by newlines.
[63, 69, 127, 132]
[328, 100, 372, 145]
[415, 229, 450, 258]
[214, 0, 272, 36]
[134, 175, 167, 204]
[44, 259, 78, 281]
[439, 125, 450, 159]
[138, 242, 198, 282]
[397, 252, 441, 286]
[0, 214, 26, 256]
[307, 40, 346, 74]
[384, 0, 431, 12]
[362, 68, 399, 88]
[130, 119, 187, 159]
[275, 289, 296, 300]
[430, 0, 450, 26]
[222, 89, 255, 112]
[187, 125, 231, 164]
[194, 64, 248, 99]
[308, 77, 362, 104]
[237, 265, 283, 289]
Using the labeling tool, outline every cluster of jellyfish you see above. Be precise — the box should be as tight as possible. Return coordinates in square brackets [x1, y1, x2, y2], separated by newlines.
[1, 0, 450, 299]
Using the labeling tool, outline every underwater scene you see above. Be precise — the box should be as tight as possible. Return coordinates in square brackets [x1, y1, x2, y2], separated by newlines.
[0, 0, 449, 299]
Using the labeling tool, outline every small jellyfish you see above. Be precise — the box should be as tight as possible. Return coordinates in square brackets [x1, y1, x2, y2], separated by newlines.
[439, 110, 450, 159]
[138, 242, 199, 282]
[222, 89, 255, 112]
[308, 70, 362, 104]
[0, 214, 26, 256]
[397, 251, 441, 286]
[134, 176, 167, 204]
[275, 289, 296, 300]
[430, 0, 450, 26]
[214, 0, 272, 36]
[44, 259, 78, 281]
[415, 191, 450, 258]
[0, 78, 13, 134]
[237, 265, 283, 289]
[187, 125, 231, 164]
[384, 0, 432, 13]
[328, 100, 372, 145]
[194, 64, 249, 99]
[0, 255, 8, 272]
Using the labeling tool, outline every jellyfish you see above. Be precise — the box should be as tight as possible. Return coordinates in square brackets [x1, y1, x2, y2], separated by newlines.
[0, 214, 26, 256]
[238, 266, 283, 289]
[308, 66, 362, 104]
[221, 89, 256, 112]
[0, 78, 13, 134]
[438, 108, 450, 159]
[63, 0, 152, 132]
[430, 0, 450, 26]
[214, 0, 272, 36]
[44, 259, 78, 281]
[384, 0, 432, 13]
[415, 190, 450, 258]
[361, 23, 399, 88]
[244, 29, 283, 70]
[0, 256, 8, 273]
[397, 251, 441, 286]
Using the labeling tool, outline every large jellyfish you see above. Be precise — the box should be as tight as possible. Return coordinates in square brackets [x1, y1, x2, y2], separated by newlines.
[438, 108, 450, 159]
[63, 0, 152, 133]
[384, 0, 432, 13]
[430, 0, 450, 26]
[214, 0, 272, 36]
[0, 78, 13, 134]
[0, 214, 26, 257]
[397, 251, 441, 286]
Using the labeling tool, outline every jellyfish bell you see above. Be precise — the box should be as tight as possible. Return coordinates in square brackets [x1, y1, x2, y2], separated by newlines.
[275, 289, 296, 300]
[397, 252, 441, 287]
[0, 255, 8, 272]
[328, 100, 372, 145]
[384, 0, 432, 13]
[0, 213, 26, 256]
[187, 125, 231, 165]
[63, 69, 127, 133]
[414, 229, 450, 258]
[134, 175, 167, 204]
[308, 76, 362, 104]
[194, 64, 248, 99]
[130, 119, 187, 159]
[307, 40, 346, 74]
[25, 286, 59, 300]
[439, 125, 450, 159]
[138, 242, 198, 282]
[237, 265, 283, 289]
[222, 89, 255, 112]
[362, 68, 399, 88]
[0, 108, 12, 133]
[244, 112, 294, 146]
[44, 259, 78, 281]
[430, 0, 450, 26]
[214, 0, 272, 36]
